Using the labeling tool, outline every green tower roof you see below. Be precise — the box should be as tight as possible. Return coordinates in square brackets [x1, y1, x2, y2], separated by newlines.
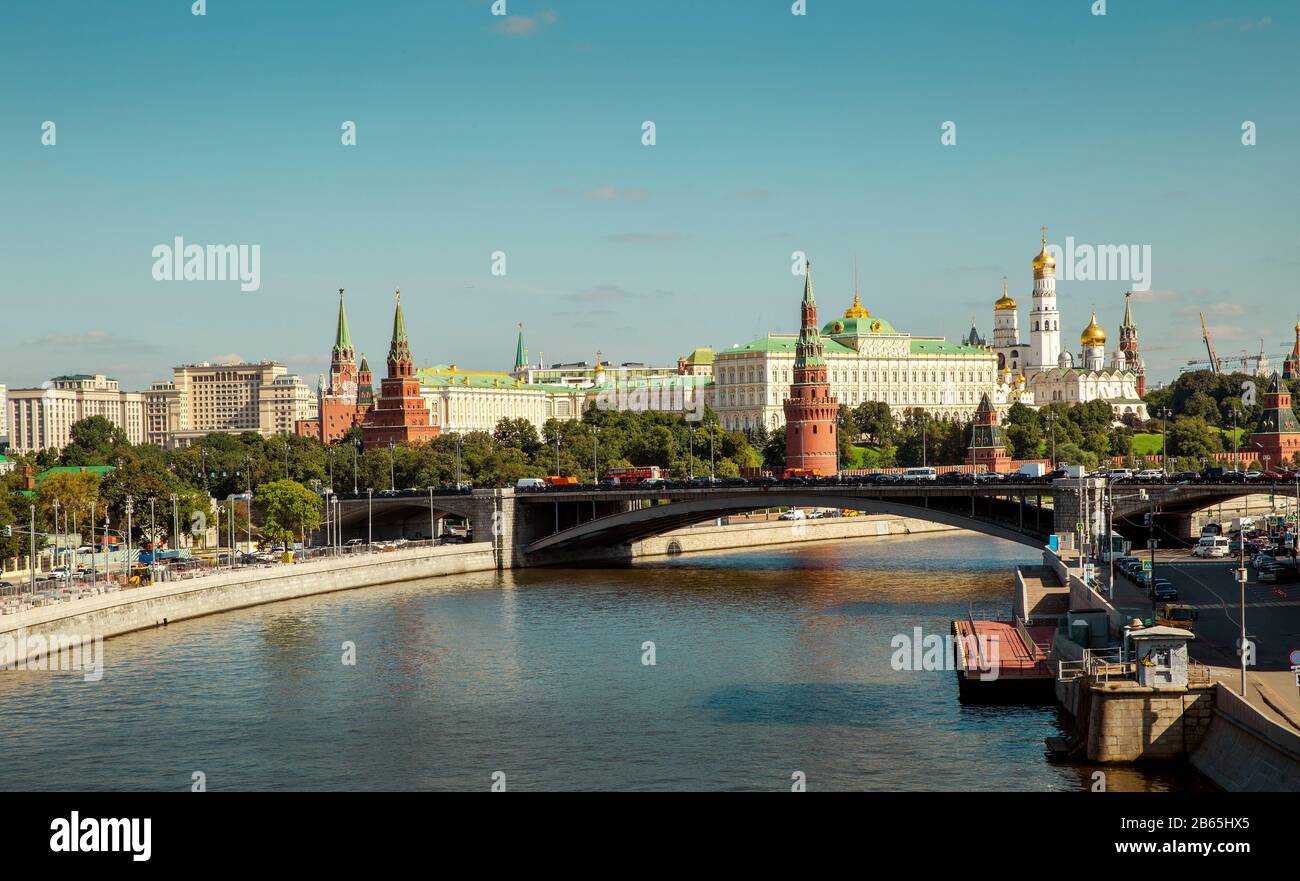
[333, 288, 353, 354]
[388, 289, 412, 363]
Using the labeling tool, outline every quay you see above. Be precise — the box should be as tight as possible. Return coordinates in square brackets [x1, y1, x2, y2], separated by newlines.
[957, 535, 1300, 791]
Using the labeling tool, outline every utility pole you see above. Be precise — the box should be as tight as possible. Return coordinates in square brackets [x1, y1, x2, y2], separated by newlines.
[124, 498, 134, 582]
[29, 504, 35, 597]
[1158, 406, 1172, 474]
[389, 441, 396, 490]
[1238, 535, 1249, 697]
[90, 500, 97, 591]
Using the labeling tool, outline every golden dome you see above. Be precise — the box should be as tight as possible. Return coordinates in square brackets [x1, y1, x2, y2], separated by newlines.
[843, 290, 871, 319]
[1080, 309, 1106, 346]
[1016, 372, 1026, 385]
[1032, 228, 1055, 275]
[994, 276, 1017, 311]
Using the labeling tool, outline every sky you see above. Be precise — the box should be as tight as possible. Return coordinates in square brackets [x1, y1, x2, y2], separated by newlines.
[1, 0, 1298, 393]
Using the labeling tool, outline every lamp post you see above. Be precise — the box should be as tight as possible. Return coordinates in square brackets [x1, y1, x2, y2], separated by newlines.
[352, 439, 360, 494]
[29, 504, 36, 598]
[592, 427, 599, 485]
[1157, 406, 1172, 474]
[52, 498, 60, 576]
[170, 493, 180, 552]
[454, 436, 463, 488]
[367, 487, 373, 547]
[689, 426, 695, 479]
[89, 500, 96, 591]
[124, 498, 134, 582]
[388, 441, 396, 491]
[1045, 410, 1058, 468]
[149, 496, 157, 565]
[428, 486, 436, 544]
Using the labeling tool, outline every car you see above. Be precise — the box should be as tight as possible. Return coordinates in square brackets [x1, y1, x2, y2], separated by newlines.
[1150, 579, 1178, 600]
[1135, 469, 1166, 482]
[1106, 468, 1134, 481]
[1193, 536, 1230, 558]
[778, 509, 807, 521]
[1259, 564, 1298, 584]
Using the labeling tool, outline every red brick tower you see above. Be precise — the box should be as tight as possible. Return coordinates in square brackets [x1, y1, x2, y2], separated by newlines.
[1249, 371, 1300, 468]
[317, 288, 366, 443]
[783, 261, 839, 474]
[1284, 322, 1300, 381]
[362, 289, 440, 450]
[966, 393, 1012, 473]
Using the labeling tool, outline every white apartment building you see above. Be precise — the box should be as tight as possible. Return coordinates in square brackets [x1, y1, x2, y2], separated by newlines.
[6, 374, 146, 453]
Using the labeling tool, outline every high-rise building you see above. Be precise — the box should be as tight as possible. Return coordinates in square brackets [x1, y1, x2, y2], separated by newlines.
[362, 290, 440, 450]
[149, 361, 316, 447]
[782, 262, 838, 474]
[0, 383, 8, 449]
[6, 375, 146, 453]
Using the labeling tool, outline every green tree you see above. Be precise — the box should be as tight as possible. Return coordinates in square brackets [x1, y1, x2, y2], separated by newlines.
[1167, 416, 1224, 459]
[60, 416, 129, 466]
[254, 479, 323, 547]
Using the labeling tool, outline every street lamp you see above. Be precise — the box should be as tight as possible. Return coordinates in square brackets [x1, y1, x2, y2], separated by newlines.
[1157, 406, 1172, 473]
[388, 441, 396, 491]
[123, 498, 134, 582]
[367, 487, 373, 546]
[52, 498, 60, 575]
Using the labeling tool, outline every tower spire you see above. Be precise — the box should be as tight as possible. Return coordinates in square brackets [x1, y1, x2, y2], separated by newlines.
[515, 323, 526, 372]
[387, 288, 412, 370]
[333, 288, 353, 354]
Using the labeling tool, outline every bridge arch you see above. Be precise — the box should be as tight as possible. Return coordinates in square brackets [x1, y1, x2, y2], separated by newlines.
[524, 492, 1048, 558]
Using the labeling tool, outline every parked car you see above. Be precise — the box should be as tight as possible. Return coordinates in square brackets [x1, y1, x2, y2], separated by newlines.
[1135, 469, 1166, 482]
[1106, 468, 1134, 481]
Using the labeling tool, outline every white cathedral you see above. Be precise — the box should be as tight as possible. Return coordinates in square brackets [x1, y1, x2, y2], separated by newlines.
[985, 230, 1148, 422]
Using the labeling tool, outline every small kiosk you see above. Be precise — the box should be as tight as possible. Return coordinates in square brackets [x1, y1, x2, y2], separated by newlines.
[1128, 625, 1194, 688]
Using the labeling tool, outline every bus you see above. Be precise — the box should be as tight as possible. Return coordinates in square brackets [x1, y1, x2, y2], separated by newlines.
[605, 466, 665, 486]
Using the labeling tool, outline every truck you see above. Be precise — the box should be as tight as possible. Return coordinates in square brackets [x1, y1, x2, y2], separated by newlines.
[1018, 463, 1046, 478]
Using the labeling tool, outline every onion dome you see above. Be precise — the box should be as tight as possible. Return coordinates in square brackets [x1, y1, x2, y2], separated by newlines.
[994, 276, 1017, 311]
[1032, 228, 1055, 276]
[843, 290, 870, 319]
[1080, 308, 1106, 346]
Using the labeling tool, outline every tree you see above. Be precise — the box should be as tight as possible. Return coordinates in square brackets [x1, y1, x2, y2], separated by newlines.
[852, 401, 896, 447]
[762, 427, 786, 470]
[254, 479, 323, 547]
[1167, 416, 1224, 459]
[60, 416, 129, 466]
[35, 470, 101, 538]
[494, 417, 541, 455]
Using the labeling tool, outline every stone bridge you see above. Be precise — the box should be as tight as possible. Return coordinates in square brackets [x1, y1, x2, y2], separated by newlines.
[321, 479, 1266, 568]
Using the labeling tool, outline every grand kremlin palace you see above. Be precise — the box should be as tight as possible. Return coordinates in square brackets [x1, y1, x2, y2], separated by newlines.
[712, 279, 1007, 435]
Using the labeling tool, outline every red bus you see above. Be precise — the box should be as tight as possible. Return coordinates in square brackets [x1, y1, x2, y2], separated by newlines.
[605, 466, 665, 485]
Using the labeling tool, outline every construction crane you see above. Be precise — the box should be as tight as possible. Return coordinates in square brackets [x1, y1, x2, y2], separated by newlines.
[1199, 311, 1221, 374]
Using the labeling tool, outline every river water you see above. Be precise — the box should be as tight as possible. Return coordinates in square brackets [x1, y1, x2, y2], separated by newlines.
[0, 533, 1206, 791]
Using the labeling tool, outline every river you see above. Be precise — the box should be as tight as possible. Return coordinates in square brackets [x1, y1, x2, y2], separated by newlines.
[0, 532, 1207, 791]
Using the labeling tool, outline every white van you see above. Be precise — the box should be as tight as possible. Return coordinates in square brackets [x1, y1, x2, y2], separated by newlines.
[901, 467, 937, 482]
[1192, 536, 1230, 558]
[515, 478, 547, 490]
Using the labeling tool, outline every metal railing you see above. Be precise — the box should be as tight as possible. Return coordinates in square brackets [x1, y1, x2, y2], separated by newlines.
[0, 537, 475, 617]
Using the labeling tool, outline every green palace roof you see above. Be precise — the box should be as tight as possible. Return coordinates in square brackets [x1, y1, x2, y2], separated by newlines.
[822, 315, 898, 336]
[35, 465, 116, 484]
[588, 375, 715, 392]
[417, 368, 575, 395]
[723, 334, 857, 356]
[908, 339, 989, 355]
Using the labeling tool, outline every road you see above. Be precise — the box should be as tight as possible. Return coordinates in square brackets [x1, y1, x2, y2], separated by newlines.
[1109, 553, 1300, 730]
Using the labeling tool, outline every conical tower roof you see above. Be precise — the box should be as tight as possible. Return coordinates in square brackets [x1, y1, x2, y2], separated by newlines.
[387, 289, 412, 364]
[515, 323, 526, 371]
[333, 288, 353, 354]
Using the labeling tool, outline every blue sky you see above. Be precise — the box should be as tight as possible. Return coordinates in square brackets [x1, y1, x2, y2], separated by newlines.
[2, 0, 1297, 392]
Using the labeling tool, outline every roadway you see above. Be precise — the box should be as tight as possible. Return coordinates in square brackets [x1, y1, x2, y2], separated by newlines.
[1109, 553, 1300, 731]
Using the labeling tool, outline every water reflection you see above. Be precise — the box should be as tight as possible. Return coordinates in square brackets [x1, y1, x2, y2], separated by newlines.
[0, 533, 1208, 791]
